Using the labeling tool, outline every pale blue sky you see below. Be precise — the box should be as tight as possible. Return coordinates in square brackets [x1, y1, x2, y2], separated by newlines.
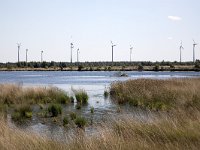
[0, 0, 200, 63]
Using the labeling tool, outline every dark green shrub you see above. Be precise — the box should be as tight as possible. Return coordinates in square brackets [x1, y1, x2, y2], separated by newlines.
[75, 116, 87, 128]
[78, 65, 84, 71]
[48, 104, 62, 117]
[154, 64, 160, 71]
[104, 90, 109, 98]
[63, 116, 69, 126]
[195, 63, 200, 69]
[70, 112, 77, 120]
[138, 64, 143, 71]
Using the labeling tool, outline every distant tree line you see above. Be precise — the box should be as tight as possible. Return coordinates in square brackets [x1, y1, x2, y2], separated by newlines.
[0, 60, 200, 70]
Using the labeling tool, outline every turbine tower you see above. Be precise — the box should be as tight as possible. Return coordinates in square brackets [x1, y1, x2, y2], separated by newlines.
[70, 43, 74, 63]
[111, 41, 116, 62]
[130, 45, 133, 62]
[77, 48, 80, 63]
[17, 43, 21, 63]
[179, 41, 184, 63]
[41, 51, 43, 62]
[193, 40, 198, 63]
[26, 49, 28, 63]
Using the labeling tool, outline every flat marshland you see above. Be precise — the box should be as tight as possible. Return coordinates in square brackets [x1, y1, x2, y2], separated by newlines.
[1, 78, 200, 149]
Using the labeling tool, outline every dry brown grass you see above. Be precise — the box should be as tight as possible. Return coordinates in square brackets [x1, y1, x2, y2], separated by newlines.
[110, 78, 200, 111]
[1, 111, 200, 150]
[0, 84, 70, 105]
[0, 117, 66, 150]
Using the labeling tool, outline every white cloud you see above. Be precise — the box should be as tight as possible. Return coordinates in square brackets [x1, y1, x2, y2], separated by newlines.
[168, 16, 182, 21]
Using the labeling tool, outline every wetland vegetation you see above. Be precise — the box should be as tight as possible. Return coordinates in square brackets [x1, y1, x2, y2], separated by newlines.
[1, 78, 200, 149]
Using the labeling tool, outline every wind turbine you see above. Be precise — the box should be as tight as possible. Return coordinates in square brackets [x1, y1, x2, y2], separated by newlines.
[70, 43, 74, 63]
[179, 41, 184, 63]
[193, 39, 198, 63]
[111, 41, 116, 62]
[41, 51, 44, 62]
[17, 43, 21, 63]
[26, 49, 28, 63]
[130, 45, 133, 62]
[77, 48, 80, 63]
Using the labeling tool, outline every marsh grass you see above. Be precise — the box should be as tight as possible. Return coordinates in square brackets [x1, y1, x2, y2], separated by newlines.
[1, 111, 200, 150]
[48, 104, 62, 117]
[1, 79, 200, 149]
[0, 84, 70, 105]
[110, 78, 200, 111]
[74, 90, 89, 104]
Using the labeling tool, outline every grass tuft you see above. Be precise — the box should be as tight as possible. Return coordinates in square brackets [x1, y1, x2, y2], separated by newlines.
[48, 104, 62, 117]
[75, 90, 89, 104]
[74, 116, 87, 128]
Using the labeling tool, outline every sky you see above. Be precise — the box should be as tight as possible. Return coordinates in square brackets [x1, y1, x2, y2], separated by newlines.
[0, 0, 200, 63]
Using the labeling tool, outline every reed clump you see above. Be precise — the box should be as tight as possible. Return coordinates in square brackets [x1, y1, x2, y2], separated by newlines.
[75, 90, 89, 104]
[0, 84, 70, 105]
[110, 78, 200, 111]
